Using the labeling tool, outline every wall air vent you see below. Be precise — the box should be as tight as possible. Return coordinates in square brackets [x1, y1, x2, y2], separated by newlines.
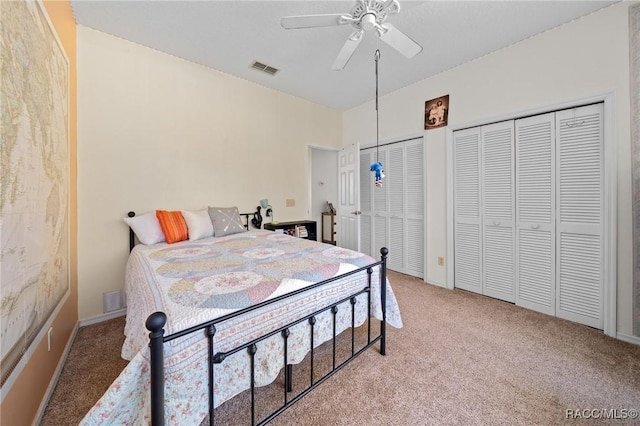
[250, 61, 279, 76]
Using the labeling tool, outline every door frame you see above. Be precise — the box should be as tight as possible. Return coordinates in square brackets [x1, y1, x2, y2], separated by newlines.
[446, 92, 617, 337]
[307, 145, 339, 237]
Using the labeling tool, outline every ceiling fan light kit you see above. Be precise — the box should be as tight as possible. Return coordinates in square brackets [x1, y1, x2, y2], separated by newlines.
[281, 0, 422, 70]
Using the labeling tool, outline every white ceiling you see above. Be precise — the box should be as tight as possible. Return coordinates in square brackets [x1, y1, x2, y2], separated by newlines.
[70, 0, 616, 111]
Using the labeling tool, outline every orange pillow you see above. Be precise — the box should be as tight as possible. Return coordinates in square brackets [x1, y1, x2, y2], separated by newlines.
[155, 210, 189, 244]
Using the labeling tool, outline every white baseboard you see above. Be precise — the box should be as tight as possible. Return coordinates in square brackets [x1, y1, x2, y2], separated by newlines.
[616, 332, 640, 346]
[33, 322, 79, 425]
[79, 308, 126, 327]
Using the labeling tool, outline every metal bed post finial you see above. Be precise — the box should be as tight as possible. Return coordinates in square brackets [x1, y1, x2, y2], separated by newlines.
[128, 211, 136, 252]
[250, 206, 263, 229]
[146, 311, 167, 426]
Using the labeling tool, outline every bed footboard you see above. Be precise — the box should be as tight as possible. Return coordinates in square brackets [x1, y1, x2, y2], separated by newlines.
[146, 247, 389, 426]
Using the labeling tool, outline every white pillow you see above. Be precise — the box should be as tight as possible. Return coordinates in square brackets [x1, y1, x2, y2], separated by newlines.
[124, 212, 165, 245]
[181, 209, 214, 240]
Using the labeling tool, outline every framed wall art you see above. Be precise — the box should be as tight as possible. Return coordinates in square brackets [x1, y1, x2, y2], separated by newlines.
[425, 95, 449, 129]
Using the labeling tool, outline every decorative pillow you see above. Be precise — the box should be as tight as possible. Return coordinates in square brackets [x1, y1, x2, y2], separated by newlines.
[208, 206, 247, 237]
[181, 209, 214, 240]
[124, 212, 165, 245]
[156, 210, 189, 244]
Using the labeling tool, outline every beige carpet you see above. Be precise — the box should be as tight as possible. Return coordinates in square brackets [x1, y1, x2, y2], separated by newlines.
[41, 271, 640, 425]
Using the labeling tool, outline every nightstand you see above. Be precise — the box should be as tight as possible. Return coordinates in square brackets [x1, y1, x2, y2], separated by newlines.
[263, 220, 317, 241]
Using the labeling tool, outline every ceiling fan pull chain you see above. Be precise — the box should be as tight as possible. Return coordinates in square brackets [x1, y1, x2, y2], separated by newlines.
[375, 49, 380, 163]
[369, 49, 384, 187]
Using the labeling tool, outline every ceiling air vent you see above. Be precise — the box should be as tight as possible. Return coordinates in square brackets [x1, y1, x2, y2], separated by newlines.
[250, 61, 279, 76]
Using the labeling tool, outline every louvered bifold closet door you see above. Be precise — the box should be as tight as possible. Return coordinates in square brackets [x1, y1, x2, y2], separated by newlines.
[359, 150, 374, 257]
[555, 104, 604, 329]
[454, 127, 482, 294]
[481, 121, 515, 302]
[387, 145, 405, 272]
[515, 113, 556, 316]
[405, 139, 425, 278]
[373, 149, 388, 258]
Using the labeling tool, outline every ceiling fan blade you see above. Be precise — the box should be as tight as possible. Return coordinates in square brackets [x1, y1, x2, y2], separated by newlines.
[331, 30, 364, 71]
[281, 14, 352, 30]
[382, 0, 400, 15]
[378, 23, 422, 58]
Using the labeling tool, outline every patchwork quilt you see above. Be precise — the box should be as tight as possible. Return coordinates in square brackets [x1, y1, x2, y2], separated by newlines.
[81, 230, 402, 425]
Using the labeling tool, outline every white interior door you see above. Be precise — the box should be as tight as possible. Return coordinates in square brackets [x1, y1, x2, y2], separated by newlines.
[453, 127, 483, 294]
[387, 146, 405, 271]
[359, 150, 373, 257]
[405, 139, 425, 278]
[515, 112, 556, 316]
[450, 102, 610, 332]
[555, 104, 604, 329]
[481, 121, 515, 302]
[360, 140, 425, 277]
[338, 143, 360, 251]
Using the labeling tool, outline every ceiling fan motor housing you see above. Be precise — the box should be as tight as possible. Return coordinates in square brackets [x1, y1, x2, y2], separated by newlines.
[351, 0, 388, 30]
[281, 0, 419, 70]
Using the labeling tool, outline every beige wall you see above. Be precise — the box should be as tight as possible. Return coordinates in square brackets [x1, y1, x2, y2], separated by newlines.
[0, 1, 78, 425]
[343, 3, 634, 335]
[76, 26, 342, 320]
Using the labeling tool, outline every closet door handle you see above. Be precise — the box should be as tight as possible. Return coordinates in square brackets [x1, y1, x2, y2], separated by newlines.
[531, 224, 540, 230]
[351, 210, 362, 216]
[493, 220, 500, 226]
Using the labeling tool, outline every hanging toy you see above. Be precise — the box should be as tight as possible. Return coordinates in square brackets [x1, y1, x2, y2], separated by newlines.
[370, 161, 385, 187]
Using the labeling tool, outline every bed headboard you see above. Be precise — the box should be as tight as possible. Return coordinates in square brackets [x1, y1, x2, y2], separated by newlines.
[127, 207, 263, 252]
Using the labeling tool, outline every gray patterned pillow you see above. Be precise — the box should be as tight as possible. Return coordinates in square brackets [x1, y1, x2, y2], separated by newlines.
[208, 206, 247, 237]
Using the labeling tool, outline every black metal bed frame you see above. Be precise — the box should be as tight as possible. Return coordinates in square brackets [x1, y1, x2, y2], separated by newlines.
[127, 209, 388, 425]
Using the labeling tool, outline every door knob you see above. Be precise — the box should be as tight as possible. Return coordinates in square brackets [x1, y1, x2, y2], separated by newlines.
[351, 210, 362, 215]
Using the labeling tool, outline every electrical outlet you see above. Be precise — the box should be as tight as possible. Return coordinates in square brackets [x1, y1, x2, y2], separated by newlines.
[286, 199, 295, 207]
[437, 256, 445, 266]
[47, 327, 53, 351]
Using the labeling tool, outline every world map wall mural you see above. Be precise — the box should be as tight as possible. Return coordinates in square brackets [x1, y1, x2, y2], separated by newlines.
[0, 0, 70, 386]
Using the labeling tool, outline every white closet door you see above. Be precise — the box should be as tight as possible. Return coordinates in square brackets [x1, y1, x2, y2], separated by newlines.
[515, 113, 556, 316]
[405, 139, 425, 278]
[454, 127, 482, 294]
[359, 150, 374, 257]
[481, 121, 515, 302]
[360, 140, 424, 278]
[555, 104, 604, 329]
[373, 149, 388, 257]
[387, 145, 405, 272]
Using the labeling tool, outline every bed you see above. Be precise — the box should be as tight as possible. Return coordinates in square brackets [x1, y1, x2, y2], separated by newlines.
[81, 209, 402, 425]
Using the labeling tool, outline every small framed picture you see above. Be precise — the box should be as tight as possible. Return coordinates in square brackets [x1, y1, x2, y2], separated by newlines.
[425, 95, 449, 130]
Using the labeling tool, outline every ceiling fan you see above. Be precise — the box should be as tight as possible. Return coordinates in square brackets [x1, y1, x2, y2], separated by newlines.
[281, 0, 423, 70]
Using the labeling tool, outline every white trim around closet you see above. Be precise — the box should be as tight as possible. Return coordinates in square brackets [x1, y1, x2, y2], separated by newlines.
[446, 92, 617, 338]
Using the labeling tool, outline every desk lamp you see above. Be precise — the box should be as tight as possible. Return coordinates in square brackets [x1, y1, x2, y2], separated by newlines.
[260, 199, 277, 224]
